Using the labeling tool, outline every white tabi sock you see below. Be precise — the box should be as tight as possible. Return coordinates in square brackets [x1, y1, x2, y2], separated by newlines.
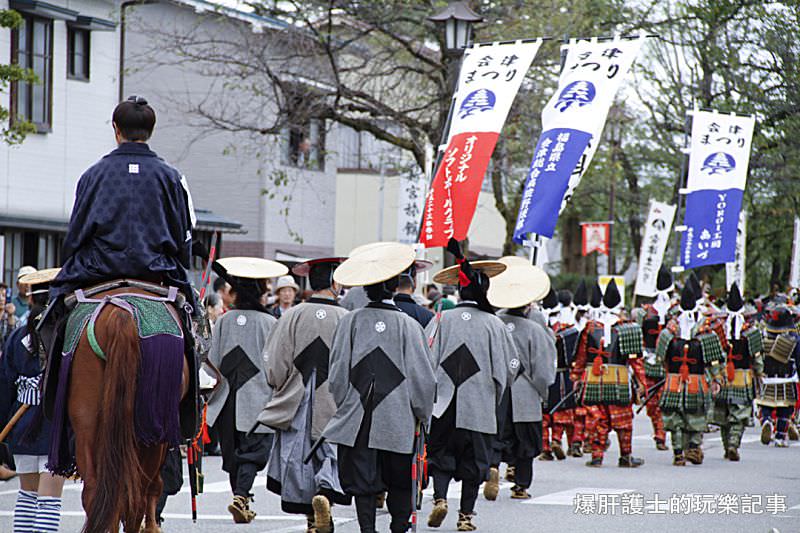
[13, 490, 38, 533]
[33, 496, 62, 533]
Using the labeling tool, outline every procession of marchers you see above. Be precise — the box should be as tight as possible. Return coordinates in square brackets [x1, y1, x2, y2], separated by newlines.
[2, 1, 800, 532]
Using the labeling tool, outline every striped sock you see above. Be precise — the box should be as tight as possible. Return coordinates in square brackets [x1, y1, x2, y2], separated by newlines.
[13, 490, 37, 533]
[33, 496, 62, 533]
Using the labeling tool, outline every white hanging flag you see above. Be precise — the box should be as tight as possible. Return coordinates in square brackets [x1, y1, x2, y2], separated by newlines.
[514, 36, 644, 241]
[635, 200, 676, 297]
[680, 110, 755, 268]
[790, 217, 800, 289]
[725, 210, 747, 291]
[559, 37, 644, 210]
[421, 40, 543, 248]
[397, 169, 425, 244]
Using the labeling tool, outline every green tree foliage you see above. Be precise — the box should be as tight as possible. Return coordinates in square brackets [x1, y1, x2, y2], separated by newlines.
[632, 0, 800, 295]
[0, 9, 37, 144]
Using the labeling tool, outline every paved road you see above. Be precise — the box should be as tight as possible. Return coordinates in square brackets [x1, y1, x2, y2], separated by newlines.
[1, 413, 799, 532]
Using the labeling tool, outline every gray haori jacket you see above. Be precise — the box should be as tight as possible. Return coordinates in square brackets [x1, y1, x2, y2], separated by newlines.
[322, 302, 436, 455]
[206, 309, 277, 433]
[426, 303, 518, 434]
[258, 298, 348, 440]
[499, 311, 557, 423]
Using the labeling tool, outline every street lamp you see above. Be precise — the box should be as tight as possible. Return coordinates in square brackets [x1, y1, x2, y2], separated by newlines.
[428, 1, 483, 55]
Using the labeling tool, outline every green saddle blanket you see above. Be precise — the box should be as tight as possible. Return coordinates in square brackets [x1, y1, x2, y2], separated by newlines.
[63, 295, 183, 360]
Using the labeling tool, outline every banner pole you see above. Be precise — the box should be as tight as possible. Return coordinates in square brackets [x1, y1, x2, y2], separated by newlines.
[791, 217, 800, 289]
[528, 233, 541, 266]
[672, 113, 692, 270]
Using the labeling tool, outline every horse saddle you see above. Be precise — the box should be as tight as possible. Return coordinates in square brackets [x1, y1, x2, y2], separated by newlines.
[62, 278, 186, 311]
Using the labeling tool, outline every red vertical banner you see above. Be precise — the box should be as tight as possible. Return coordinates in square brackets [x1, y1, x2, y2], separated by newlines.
[421, 131, 499, 247]
[419, 40, 543, 248]
[582, 222, 609, 256]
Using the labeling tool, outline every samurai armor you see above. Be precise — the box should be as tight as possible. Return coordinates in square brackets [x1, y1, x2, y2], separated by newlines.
[616, 323, 644, 357]
[644, 354, 666, 379]
[581, 364, 631, 405]
[717, 369, 756, 404]
[660, 374, 709, 413]
[768, 334, 797, 364]
[757, 382, 798, 408]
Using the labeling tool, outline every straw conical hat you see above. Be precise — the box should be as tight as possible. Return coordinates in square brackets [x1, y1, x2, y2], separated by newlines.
[334, 242, 416, 287]
[18, 268, 61, 286]
[487, 256, 550, 309]
[216, 257, 288, 279]
[433, 260, 506, 285]
[349, 242, 431, 272]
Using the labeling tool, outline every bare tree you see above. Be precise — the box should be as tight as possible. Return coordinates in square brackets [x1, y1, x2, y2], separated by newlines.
[129, 1, 462, 172]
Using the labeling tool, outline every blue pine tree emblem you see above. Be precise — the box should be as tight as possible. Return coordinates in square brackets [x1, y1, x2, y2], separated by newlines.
[459, 88, 496, 119]
[701, 152, 736, 175]
[555, 80, 596, 112]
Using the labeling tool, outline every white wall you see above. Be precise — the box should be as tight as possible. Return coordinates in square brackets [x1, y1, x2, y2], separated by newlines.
[0, 0, 120, 220]
[124, 1, 338, 258]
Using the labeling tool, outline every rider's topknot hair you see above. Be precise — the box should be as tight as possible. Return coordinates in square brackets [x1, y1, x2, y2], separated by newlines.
[112, 95, 156, 142]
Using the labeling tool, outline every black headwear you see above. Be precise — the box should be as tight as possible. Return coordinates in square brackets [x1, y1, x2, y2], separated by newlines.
[558, 289, 573, 307]
[765, 305, 796, 329]
[542, 288, 559, 310]
[602, 281, 621, 309]
[680, 283, 697, 312]
[687, 272, 703, 299]
[727, 282, 744, 312]
[656, 264, 673, 292]
[446, 238, 493, 314]
[573, 280, 588, 307]
[590, 283, 603, 308]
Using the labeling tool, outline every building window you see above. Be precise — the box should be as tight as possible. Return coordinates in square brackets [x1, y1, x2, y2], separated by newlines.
[67, 27, 90, 80]
[286, 119, 325, 171]
[11, 15, 53, 132]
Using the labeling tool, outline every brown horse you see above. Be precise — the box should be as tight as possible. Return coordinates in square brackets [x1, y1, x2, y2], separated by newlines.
[67, 287, 189, 533]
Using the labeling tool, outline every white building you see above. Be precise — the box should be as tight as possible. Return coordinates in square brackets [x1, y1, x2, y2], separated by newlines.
[0, 0, 509, 287]
[122, 0, 339, 261]
[0, 0, 119, 285]
[0, 0, 243, 286]
[122, 0, 506, 272]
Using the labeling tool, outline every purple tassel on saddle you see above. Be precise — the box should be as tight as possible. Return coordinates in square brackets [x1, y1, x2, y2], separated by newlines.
[134, 334, 185, 447]
[47, 352, 75, 476]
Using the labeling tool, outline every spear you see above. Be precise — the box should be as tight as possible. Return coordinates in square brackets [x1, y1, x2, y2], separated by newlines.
[635, 378, 666, 414]
[198, 231, 219, 301]
[410, 420, 424, 533]
[0, 404, 29, 442]
[186, 439, 198, 522]
[548, 383, 582, 416]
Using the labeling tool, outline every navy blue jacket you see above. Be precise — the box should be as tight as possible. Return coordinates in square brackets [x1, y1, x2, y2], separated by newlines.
[50, 143, 197, 311]
[0, 326, 51, 456]
[394, 293, 434, 328]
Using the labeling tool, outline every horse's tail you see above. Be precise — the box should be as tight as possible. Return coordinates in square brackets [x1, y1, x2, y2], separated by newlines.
[83, 307, 143, 533]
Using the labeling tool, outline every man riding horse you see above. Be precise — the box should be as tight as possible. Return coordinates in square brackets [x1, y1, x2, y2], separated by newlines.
[42, 96, 200, 533]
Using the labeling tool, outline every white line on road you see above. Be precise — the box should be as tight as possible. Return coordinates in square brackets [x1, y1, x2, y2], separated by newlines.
[0, 510, 307, 521]
[258, 517, 357, 533]
[633, 435, 762, 445]
[523, 487, 636, 506]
